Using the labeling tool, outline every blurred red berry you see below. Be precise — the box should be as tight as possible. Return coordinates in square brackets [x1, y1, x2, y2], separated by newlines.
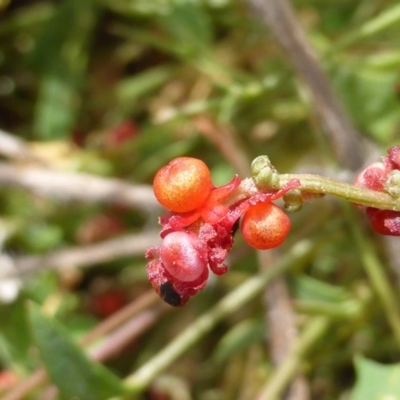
[105, 121, 139, 147]
[90, 288, 128, 319]
[354, 146, 400, 236]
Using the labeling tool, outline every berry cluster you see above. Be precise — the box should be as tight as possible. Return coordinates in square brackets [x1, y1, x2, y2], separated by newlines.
[354, 146, 400, 235]
[146, 157, 299, 306]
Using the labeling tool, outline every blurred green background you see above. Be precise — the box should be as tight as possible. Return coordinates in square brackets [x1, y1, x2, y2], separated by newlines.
[1, 0, 400, 399]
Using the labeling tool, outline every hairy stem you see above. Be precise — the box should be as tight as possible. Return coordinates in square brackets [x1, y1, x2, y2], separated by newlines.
[279, 174, 400, 210]
[227, 174, 400, 212]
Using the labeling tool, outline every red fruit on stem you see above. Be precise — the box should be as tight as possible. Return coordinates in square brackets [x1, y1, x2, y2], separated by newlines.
[365, 208, 400, 236]
[153, 157, 213, 213]
[147, 156, 300, 305]
[241, 202, 291, 250]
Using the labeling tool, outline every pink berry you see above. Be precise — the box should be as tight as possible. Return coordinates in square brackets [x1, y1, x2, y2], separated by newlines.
[365, 208, 400, 236]
[160, 231, 208, 282]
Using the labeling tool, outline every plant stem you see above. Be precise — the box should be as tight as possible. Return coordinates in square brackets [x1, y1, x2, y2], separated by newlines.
[344, 203, 400, 348]
[279, 174, 400, 210]
[256, 316, 330, 400]
[123, 239, 315, 393]
[228, 173, 400, 212]
[329, 3, 400, 53]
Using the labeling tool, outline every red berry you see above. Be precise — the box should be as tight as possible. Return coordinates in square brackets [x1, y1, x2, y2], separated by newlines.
[387, 146, 400, 169]
[365, 208, 400, 236]
[153, 157, 213, 213]
[106, 121, 138, 147]
[90, 288, 128, 319]
[160, 231, 208, 282]
[241, 202, 291, 250]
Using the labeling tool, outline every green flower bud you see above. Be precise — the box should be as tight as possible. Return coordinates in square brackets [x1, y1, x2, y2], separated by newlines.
[385, 170, 400, 198]
[251, 155, 279, 190]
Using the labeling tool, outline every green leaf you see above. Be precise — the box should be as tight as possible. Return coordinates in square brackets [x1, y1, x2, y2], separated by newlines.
[158, 1, 213, 56]
[291, 275, 349, 303]
[334, 65, 400, 142]
[351, 356, 400, 400]
[116, 65, 175, 113]
[0, 299, 33, 372]
[30, 0, 101, 139]
[29, 304, 125, 400]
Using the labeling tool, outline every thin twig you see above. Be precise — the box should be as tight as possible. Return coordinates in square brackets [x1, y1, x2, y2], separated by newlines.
[0, 162, 159, 212]
[245, 0, 365, 171]
[193, 116, 251, 177]
[89, 308, 162, 362]
[0, 232, 160, 280]
[255, 316, 330, 400]
[0, 129, 45, 163]
[1, 370, 48, 400]
[260, 251, 310, 400]
[82, 290, 160, 345]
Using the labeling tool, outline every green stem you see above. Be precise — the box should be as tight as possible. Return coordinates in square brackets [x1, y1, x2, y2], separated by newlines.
[228, 174, 400, 211]
[344, 203, 400, 348]
[256, 316, 330, 400]
[279, 174, 400, 210]
[328, 3, 400, 53]
[123, 240, 315, 393]
[295, 299, 364, 319]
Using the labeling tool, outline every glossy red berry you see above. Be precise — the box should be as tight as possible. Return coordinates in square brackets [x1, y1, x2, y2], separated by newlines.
[365, 208, 400, 236]
[153, 157, 213, 213]
[160, 231, 208, 282]
[241, 202, 291, 250]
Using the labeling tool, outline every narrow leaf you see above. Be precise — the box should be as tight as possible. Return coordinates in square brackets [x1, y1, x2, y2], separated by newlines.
[29, 304, 124, 400]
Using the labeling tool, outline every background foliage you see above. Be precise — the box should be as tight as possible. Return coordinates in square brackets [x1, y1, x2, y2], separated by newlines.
[1, 0, 400, 399]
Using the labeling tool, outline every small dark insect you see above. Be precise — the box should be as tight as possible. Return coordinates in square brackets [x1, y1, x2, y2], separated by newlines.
[159, 281, 182, 307]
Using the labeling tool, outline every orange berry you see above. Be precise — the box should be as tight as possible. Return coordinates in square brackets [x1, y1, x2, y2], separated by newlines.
[153, 157, 213, 213]
[241, 202, 290, 250]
